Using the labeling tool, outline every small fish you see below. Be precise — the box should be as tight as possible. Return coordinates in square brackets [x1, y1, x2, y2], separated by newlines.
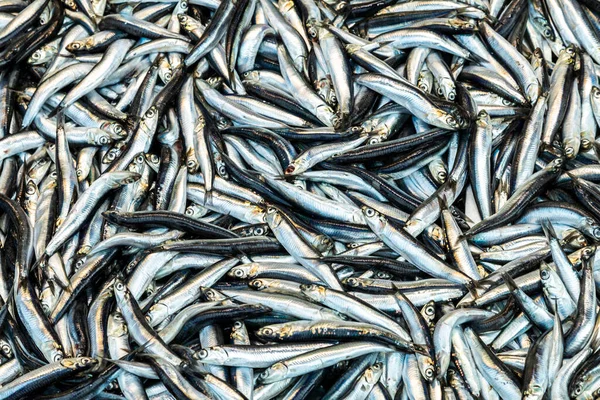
[0, 0, 599, 398]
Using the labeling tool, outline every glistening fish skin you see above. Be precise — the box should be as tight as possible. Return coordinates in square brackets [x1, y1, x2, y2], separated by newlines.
[1, 0, 600, 398]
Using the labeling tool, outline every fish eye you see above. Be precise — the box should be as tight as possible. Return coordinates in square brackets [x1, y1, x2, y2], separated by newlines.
[267, 206, 276, 214]
[285, 164, 296, 174]
[446, 116, 457, 127]
[53, 353, 63, 362]
[346, 278, 357, 286]
[145, 108, 156, 118]
[540, 269, 550, 280]
[186, 159, 196, 169]
[255, 227, 264, 235]
[365, 208, 376, 217]
[250, 279, 262, 287]
[261, 327, 273, 336]
[425, 368, 434, 378]
[198, 349, 208, 358]
[259, 370, 270, 379]
[554, 158, 563, 166]
[115, 281, 125, 291]
[586, 218, 596, 226]
[233, 269, 245, 278]
[331, 116, 341, 128]
[447, 92, 455, 101]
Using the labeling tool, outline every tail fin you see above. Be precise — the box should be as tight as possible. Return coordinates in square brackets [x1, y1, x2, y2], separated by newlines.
[502, 273, 519, 293]
[540, 219, 557, 241]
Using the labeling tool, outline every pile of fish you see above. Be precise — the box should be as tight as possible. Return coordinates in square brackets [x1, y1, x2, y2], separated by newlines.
[2, 0, 600, 398]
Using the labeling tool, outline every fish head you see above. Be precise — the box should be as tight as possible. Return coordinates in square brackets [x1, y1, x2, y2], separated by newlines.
[242, 71, 259, 82]
[544, 157, 564, 172]
[264, 205, 283, 227]
[259, 362, 289, 383]
[62, 357, 98, 370]
[88, 128, 112, 146]
[426, 109, 461, 130]
[66, 40, 84, 52]
[299, 283, 328, 302]
[360, 206, 386, 230]
[42, 342, 65, 363]
[146, 302, 169, 326]
[108, 312, 129, 338]
[101, 121, 126, 139]
[113, 277, 131, 300]
[285, 159, 306, 176]
[229, 264, 255, 279]
[110, 171, 141, 187]
[418, 356, 436, 382]
[249, 279, 268, 290]
[194, 347, 228, 364]
[256, 325, 280, 339]
[562, 138, 580, 159]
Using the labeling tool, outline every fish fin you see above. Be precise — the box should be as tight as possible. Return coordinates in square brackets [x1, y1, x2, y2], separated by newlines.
[460, 230, 474, 239]
[470, 277, 491, 293]
[46, 104, 63, 119]
[502, 273, 519, 292]
[437, 194, 450, 211]
[540, 219, 557, 240]
[412, 343, 430, 356]
[465, 279, 480, 298]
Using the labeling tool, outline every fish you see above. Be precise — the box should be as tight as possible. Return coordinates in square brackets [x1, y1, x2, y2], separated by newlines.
[0, 0, 598, 398]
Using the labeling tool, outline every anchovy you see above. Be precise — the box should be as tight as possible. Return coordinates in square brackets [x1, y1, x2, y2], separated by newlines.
[0, 1, 598, 399]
